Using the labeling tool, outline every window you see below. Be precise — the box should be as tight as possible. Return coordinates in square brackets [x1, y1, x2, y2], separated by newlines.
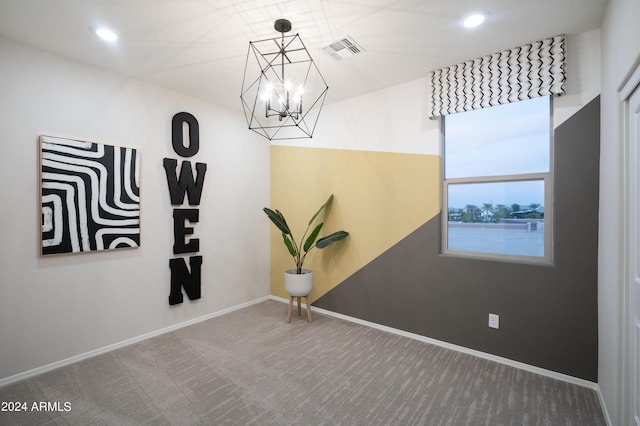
[442, 95, 552, 262]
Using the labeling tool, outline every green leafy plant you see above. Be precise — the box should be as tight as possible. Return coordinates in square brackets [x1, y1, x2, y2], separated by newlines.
[263, 194, 349, 274]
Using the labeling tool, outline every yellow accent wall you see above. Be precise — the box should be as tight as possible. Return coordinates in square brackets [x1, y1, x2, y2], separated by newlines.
[270, 146, 441, 301]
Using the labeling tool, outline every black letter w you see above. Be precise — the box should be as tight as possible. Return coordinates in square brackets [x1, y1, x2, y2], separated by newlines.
[163, 158, 207, 206]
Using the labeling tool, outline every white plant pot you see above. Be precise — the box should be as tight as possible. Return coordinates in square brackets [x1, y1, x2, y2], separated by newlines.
[284, 269, 313, 296]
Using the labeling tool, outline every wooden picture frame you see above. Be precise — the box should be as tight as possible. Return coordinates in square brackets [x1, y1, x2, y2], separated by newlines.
[40, 135, 140, 255]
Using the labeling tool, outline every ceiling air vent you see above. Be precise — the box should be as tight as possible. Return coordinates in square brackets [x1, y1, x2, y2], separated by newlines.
[323, 36, 364, 60]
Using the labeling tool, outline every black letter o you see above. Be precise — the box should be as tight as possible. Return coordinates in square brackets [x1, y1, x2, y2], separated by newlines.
[172, 112, 199, 157]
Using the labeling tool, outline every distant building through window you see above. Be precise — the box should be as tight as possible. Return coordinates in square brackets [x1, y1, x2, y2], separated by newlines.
[442, 95, 553, 262]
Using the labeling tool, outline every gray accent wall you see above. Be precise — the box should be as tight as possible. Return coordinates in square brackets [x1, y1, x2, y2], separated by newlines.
[315, 96, 600, 381]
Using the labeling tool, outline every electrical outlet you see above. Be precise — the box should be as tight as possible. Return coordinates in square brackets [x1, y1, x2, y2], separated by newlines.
[488, 313, 500, 329]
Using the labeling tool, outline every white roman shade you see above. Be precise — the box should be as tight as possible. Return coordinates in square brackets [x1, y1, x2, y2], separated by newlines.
[428, 35, 566, 118]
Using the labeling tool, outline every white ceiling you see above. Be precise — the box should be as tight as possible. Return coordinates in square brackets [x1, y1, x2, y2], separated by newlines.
[0, 0, 607, 112]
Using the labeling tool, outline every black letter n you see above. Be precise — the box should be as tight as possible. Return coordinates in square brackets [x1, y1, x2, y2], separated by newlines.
[169, 256, 202, 305]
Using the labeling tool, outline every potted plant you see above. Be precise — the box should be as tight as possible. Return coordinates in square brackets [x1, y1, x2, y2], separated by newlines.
[263, 194, 349, 298]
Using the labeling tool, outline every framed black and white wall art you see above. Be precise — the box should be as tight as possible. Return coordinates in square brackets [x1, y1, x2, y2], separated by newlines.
[40, 136, 140, 255]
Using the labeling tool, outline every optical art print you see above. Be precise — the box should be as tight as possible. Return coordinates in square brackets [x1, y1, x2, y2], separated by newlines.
[40, 136, 140, 255]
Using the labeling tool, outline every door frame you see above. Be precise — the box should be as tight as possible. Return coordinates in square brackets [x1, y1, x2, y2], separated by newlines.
[621, 61, 640, 426]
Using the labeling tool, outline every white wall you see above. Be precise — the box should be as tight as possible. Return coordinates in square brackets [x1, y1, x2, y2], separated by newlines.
[600, 0, 640, 424]
[0, 37, 271, 382]
[277, 31, 601, 155]
[273, 77, 440, 155]
[554, 30, 601, 128]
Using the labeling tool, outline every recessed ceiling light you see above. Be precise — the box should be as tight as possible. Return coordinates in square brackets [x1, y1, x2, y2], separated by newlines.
[463, 13, 486, 29]
[95, 28, 118, 42]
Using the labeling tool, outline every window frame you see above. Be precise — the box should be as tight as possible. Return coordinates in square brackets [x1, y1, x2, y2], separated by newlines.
[440, 97, 555, 264]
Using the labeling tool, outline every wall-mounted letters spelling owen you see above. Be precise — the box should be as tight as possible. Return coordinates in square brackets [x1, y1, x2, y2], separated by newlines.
[164, 112, 207, 306]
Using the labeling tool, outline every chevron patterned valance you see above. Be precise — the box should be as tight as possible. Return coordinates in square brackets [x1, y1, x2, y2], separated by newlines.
[428, 35, 566, 118]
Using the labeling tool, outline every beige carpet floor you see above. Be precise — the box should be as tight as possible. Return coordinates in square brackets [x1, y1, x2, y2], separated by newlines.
[0, 300, 605, 425]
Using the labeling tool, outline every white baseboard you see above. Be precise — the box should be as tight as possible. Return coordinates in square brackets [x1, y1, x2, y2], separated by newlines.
[0, 296, 271, 387]
[595, 387, 613, 426]
[269, 295, 601, 393]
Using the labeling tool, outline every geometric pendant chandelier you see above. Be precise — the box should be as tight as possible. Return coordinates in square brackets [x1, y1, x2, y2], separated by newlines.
[240, 19, 329, 140]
